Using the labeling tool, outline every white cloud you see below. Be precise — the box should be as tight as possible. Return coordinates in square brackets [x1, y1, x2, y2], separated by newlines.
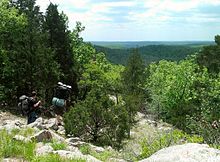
[35, 0, 220, 41]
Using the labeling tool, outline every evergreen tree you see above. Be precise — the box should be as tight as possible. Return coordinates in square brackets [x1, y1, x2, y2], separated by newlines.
[0, 0, 28, 102]
[121, 48, 146, 137]
[197, 35, 220, 74]
[44, 3, 78, 99]
[6, 0, 60, 102]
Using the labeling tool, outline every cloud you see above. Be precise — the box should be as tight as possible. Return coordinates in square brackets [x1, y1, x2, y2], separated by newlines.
[35, 0, 220, 41]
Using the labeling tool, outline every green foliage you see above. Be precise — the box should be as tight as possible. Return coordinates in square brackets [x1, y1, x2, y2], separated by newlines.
[197, 35, 220, 74]
[79, 144, 91, 155]
[79, 144, 115, 161]
[64, 88, 129, 148]
[32, 154, 85, 162]
[147, 54, 220, 145]
[0, 129, 36, 160]
[138, 129, 204, 160]
[0, 129, 85, 161]
[18, 128, 35, 137]
[121, 49, 146, 136]
[50, 140, 67, 151]
[95, 45, 200, 65]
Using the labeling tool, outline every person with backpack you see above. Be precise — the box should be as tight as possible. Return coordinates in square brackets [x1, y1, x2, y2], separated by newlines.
[27, 91, 41, 124]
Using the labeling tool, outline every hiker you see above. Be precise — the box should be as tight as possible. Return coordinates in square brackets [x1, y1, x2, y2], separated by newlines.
[27, 91, 41, 124]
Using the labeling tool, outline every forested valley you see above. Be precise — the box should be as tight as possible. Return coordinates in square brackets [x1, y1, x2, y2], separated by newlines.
[94, 44, 201, 65]
[0, 0, 220, 161]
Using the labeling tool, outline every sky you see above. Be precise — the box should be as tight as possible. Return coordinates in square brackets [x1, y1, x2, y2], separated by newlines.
[36, 0, 220, 41]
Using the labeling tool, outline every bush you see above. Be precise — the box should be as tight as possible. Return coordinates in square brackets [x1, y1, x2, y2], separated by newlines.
[50, 140, 67, 151]
[64, 89, 129, 148]
[137, 129, 204, 160]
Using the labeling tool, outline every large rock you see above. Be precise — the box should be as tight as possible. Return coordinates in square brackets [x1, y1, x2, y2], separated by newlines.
[53, 150, 101, 162]
[89, 143, 105, 153]
[0, 120, 24, 131]
[45, 118, 59, 130]
[139, 143, 220, 162]
[2, 158, 27, 162]
[53, 150, 84, 159]
[30, 130, 53, 142]
[36, 144, 54, 156]
[13, 135, 31, 143]
[57, 126, 65, 135]
[27, 117, 45, 130]
[48, 130, 66, 142]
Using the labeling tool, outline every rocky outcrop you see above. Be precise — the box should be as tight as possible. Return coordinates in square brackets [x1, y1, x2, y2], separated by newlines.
[0, 120, 24, 131]
[53, 150, 101, 162]
[139, 143, 220, 162]
[36, 144, 54, 156]
[13, 135, 31, 143]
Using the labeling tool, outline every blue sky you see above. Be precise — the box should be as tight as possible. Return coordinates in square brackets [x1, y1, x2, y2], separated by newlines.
[36, 0, 220, 41]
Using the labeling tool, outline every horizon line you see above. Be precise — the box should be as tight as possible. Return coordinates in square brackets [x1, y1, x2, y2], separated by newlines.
[86, 40, 214, 42]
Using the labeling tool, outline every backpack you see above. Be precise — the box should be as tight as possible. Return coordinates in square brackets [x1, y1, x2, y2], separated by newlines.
[18, 95, 30, 115]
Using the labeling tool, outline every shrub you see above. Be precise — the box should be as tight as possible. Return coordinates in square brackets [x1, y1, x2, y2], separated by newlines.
[137, 129, 204, 160]
[64, 89, 129, 148]
[50, 140, 67, 151]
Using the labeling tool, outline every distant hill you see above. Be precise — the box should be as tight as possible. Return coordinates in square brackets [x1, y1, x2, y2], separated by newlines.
[94, 45, 202, 65]
[91, 41, 214, 49]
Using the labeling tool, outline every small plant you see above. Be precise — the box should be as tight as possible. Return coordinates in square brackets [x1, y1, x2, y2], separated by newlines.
[0, 129, 36, 161]
[79, 144, 91, 155]
[18, 127, 35, 137]
[79, 144, 116, 161]
[50, 140, 67, 151]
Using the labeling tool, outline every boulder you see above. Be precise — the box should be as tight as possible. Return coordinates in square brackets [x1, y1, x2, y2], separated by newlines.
[13, 135, 31, 143]
[139, 143, 220, 162]
[53, 150, 84, 159]
[85, 155, 102, 162]
[36, 144, 54, 156]
[57, 126, 65, 135]
[45, 118, 59, 130]
[2, 158, 27, 162]
[107, 158, 127, 162]
[30, 130, 52, 142]
[66, 137, 81, 143]
[48, 130, 66, 142]
[89, 143, 105, 153]
[27, 117, 45, 130]
[1, 120, 24, 131]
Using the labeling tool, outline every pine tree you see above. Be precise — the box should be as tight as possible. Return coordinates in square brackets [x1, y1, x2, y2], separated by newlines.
[44, 3, 78, 99]
[121, 48, 146, 137]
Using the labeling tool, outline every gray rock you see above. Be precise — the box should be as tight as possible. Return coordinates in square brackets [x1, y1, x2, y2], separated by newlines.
[57, 126, 65, 135]
[2, 158, 27, 162]
[107, 158, 127, 162]
[0, 120, 23, 131]
[66, 137, 81, 143]
[30, 130, 52, 142]
[85, 155, 102, 162]
[49, 130, 66, 142]
[68, 141, 86, 147]
[13, 135, 31, 143]
[53, 150, 84, 159]
[36, 144, 54, 156]
[139, 143, 220, 162]
[53, 150, 101, 162]
[89, 143, 105, 153]
[45, 118, 59, 130]
[27, 117, 45, 129]
[66, 145, 81, 153]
